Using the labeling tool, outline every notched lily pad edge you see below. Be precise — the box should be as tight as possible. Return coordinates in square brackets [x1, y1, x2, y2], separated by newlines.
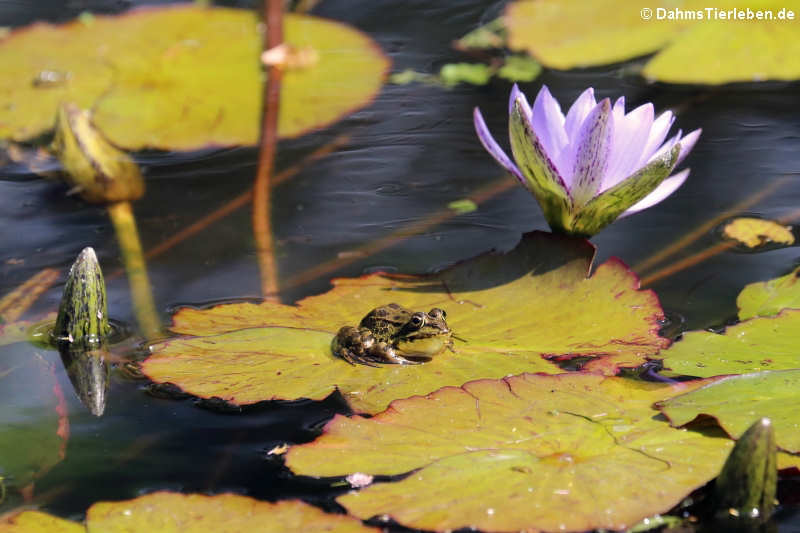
[655, 372, 800, 457]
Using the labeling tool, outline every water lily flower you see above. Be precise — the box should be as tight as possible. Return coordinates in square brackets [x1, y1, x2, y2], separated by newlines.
[474, 85, 701, 236]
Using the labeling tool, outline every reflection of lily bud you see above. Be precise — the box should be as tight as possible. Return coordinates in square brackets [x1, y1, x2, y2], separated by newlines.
[474, 85, 700, 237]
[714, 417, 777, 522]
[53, 247, 111, 416]
[52, 102, 144, 204]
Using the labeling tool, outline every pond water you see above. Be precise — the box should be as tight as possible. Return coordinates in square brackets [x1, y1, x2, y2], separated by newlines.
[2, 0, 800, 529]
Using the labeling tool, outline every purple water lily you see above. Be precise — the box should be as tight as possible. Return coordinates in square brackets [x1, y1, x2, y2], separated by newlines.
[474, 85, 701, 236]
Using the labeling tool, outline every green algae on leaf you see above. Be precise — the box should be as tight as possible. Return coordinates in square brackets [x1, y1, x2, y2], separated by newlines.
[287, 373, 733, 533]
[144, 232, 668, 414]
[0, 5, 389, 150]
[657, 370, 800, 454]
[506, 0, 800, 84]
[0, 492, 378, 533]
[738, 266, 800, 320]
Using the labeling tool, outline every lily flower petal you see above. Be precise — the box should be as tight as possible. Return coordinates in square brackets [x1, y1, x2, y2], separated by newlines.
[621, 168, 690, 217]
[473, 107, 524, 184]
[509, 97, 573, 231]
[638, 110, 675, 166]
[603, 103, 654, 191]
[531, 85, 568, 168]
[675, 129, 702, 167]
[569, 98, 612, 207]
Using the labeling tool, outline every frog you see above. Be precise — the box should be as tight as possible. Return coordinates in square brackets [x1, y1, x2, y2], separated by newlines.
[332, 303, 453, 366]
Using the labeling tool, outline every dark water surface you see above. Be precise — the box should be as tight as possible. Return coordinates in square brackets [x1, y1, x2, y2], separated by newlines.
[2, 0, 800, 528]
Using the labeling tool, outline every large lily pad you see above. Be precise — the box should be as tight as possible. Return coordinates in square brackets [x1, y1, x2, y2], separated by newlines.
[738, 266, 800, 320]
[287, 373, 733, 533]
[0, 5, 389, 150]
[506, 0, 800, 84]
[0, 492, 378, 532]
[144, 232, 668, 414]
[657, 370, 800, 453]
[0, 348, 69, 498]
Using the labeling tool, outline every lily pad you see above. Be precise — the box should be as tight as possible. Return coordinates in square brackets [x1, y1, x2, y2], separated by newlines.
[0, 5, 389, 150]
[0, 349, 69, 498]
[660, 262, 800, 377]
[505, 0, 800, 84]
[721, 217, 794, 251]
[287, 373, 733, 533]
[657, 370, 800, 453]
[0, 492, 378, 532]
[0, 511, 82, 533]
[660, 309, 800, 378]
[144, 232, 668, 414]
[738, 266, 800, 320]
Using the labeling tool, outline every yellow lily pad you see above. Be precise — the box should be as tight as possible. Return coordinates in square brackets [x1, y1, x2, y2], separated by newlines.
[144, 232, 668, 414]
[1, 493, 378, 533]
[658, 370, 800, 453]
[506, 0, 800, 84]
[0, 511, 82, 533]
[738, 266, 800, 320]
[287, 373, 733, 532]
[0, 5, 389, 150]
[721, 217, 794, 250]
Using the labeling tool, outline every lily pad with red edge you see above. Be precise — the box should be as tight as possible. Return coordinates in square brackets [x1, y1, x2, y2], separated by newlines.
[143, 232, 669, 415]
[0, 5, 389, 150]
[657, 370, 800, 454]
[286, 372, 734, 533]
[505, 0, 800, 84]
[0, 348, 69, 499]
[0, 492, 379, 533]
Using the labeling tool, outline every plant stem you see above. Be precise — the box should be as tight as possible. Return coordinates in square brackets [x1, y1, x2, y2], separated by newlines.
[107, 201, 161, 339]
[252, 0, 284, 301]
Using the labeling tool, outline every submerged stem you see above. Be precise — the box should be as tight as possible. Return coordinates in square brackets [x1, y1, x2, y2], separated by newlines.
[252, 0, 284, 301]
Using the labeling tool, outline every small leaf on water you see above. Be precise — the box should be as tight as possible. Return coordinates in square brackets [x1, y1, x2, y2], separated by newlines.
[447, 198, 477, 214]
[287, 373, 734, 532]
[496, 54, 542, 82]
[144, 232, 668, 414]
[721, 217, 794, 250]
[453, 18, 507, 50]
[658, 370, 800, 454]
[439, 62, 492, 86]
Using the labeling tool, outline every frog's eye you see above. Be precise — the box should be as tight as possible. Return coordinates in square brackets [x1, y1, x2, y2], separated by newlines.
[429, 308, 446, 319]
[409, 313, 426, 328]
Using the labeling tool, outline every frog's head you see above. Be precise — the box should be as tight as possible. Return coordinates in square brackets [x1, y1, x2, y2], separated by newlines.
[397, 307, 451, 341]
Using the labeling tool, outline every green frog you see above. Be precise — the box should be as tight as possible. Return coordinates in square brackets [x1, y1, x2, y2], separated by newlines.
[332, 303, 453, 366]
